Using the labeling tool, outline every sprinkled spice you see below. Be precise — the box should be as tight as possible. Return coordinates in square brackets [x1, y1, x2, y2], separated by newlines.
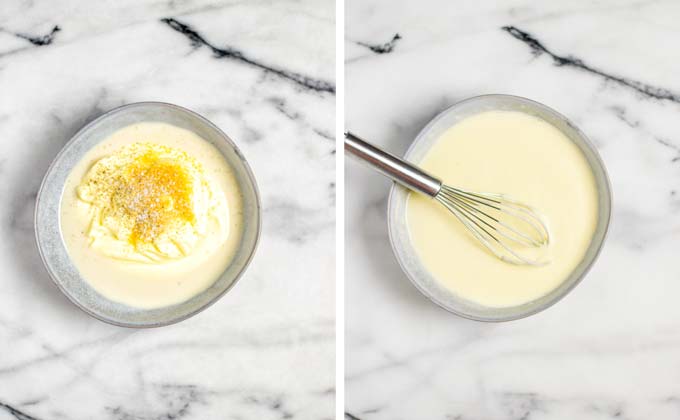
[78, 143, 203, 247]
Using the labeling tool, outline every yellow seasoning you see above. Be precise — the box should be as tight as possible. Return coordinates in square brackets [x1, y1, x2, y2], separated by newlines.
[77, 143, 218, 263]
[60, 122, 243, 309]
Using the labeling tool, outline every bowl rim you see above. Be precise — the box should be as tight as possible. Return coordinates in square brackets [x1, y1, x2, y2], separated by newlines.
[387, 94, 612, 322]
[34, 101, 262, 328]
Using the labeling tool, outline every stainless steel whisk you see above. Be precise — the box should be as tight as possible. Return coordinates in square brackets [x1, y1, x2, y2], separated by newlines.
[345, 132, 550, 266]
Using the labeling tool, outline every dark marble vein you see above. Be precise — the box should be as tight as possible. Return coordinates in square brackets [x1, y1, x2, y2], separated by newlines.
[502, 26, 680, 103]
[609, 105, 640, 129]
[197, 106, 264, 143]
[14, 25, 60, 46]
[329, 182, 336, 205]
[17, 399, 44, 407]
[499, 392, 546, 420]
[269, 96, 300, 120]
[161, 18, 335, 94]
[107, 384, 201, 420]
[0, 25, 61, 58]
[609, 105, 680, 158]
[243, 395, 293, 419]
[0, 401, 41, 420]
[265, 197, 334, 244]
[345, 413, 362, 420]
[356, 33, 401, 54]
[266, 96, 334, 142]
[313, 128, 334, 141]
[588, 402, 630, 419]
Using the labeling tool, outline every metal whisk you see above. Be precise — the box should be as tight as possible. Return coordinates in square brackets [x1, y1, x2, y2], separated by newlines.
[345, 132, 550, 266]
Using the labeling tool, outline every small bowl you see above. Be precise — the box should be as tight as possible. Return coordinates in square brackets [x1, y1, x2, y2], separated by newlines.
[388, 94, 611, 321]
[35, 102, 261, 327]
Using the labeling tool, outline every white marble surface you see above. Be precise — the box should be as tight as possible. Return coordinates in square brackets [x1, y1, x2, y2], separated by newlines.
[0, 1, 334, 419]
[345, 1, 680, 419]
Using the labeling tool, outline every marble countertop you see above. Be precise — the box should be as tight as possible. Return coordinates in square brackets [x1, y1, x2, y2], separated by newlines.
[345, 0, 680, 419]
[0, 1, 334, 419]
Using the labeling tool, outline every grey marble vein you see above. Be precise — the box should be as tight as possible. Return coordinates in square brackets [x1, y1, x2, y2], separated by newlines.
[161, 17, 335, 94]
[106, 384, 204, 420]
[355, 33, 401, 54]
[0, 401, 42, 420]
[609, 105, 680, 158]
[12, 25, 60, 46]
[502, 25, 680, 103]
[267, 96, 335, 142]
[265, 197, 334, 244]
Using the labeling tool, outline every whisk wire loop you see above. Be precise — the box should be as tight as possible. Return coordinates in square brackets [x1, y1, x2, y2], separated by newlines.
[435, 185, 550, 265]
[344, 132, 550, 266]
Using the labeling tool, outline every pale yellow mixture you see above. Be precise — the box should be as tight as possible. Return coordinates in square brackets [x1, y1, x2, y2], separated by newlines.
[60, 122, 243, 309]
[407, 111, 598, 308]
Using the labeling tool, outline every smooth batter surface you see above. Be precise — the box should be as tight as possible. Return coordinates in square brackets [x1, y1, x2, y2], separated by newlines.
[61, 122, 243, 309]
[407, 111, 598, 308]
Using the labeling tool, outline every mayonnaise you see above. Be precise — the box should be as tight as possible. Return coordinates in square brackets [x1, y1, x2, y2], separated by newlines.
[60, 122, 243, 309]
[406, 111, 598, 307]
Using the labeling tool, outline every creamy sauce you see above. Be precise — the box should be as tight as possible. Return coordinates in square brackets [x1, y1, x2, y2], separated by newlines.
[407, 111, 598, 308]
[60, 122, 243, 309]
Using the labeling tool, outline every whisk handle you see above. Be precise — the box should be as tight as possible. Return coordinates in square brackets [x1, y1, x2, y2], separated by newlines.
[345, 132, 442, 197]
